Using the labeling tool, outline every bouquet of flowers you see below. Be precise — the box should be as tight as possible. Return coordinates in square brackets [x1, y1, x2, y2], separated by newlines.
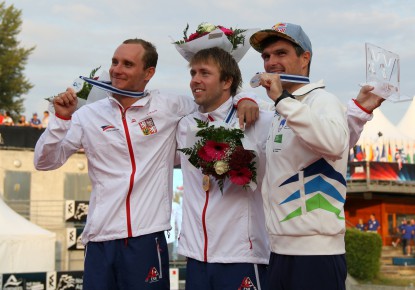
[179, 118, 257, 193]
[173, 22, 260, 63]
[174, 22, 246, 50]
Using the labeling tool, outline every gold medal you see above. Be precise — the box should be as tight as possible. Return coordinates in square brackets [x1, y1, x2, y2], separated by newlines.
[202, 175, 210, 191]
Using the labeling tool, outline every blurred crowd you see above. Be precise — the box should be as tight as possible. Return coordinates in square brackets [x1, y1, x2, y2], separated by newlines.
[0, 110, 49, 129]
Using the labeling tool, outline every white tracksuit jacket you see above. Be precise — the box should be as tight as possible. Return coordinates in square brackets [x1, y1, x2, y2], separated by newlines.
[176, 98, 273, 264]
[34, 90, 196, 244]
[262, 82, 351, 256]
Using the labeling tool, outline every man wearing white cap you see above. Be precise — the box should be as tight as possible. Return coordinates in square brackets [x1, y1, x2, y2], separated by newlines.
[250, 22, 364, 290]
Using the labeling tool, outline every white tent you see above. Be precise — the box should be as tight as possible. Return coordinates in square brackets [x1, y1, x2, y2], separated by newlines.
[0, 197, 56, 273]
[397, 96, 415, 140]
[357, 108, 412, 144]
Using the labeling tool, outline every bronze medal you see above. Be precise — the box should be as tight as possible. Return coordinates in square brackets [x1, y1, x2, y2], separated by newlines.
[202, 175, 210, 191]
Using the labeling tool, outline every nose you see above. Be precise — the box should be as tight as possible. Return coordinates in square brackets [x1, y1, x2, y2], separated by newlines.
[191, 73, 201, 84]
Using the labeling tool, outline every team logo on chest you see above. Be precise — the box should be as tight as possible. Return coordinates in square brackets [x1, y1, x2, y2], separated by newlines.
[278, 119, 286, 132]
[101, 124, 118, 132]
[138, 118, 158, 135]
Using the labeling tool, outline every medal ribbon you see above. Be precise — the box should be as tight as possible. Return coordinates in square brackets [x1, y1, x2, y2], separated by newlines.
[224, 105, 237, 124]
[79, 76, 146, 98]
[250, 73, 310, 88]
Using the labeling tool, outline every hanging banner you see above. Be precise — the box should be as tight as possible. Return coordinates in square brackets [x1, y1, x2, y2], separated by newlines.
[1, 272, 55, 290]
[56, 271, 83, 290]
[66, 228, 85, 250]
[65, 200, 89, 223]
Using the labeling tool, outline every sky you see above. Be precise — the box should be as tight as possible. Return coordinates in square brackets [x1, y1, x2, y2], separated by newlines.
[7, 0, 415, 125]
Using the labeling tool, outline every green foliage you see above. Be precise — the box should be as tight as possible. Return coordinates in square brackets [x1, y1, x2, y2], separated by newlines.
[345, 228, 383, 281]
[174, 23, 190, 45]
[76, 66, 101, 100]
[0, 1, 35, 115]
[227, 28, 247, 50]
[194, 118, 245, 143]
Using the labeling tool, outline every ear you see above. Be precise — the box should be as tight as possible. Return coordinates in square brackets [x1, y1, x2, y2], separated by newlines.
[223, 77, 233, 91]
[144, 67, 156, 82]
[301, 51, 311, 74]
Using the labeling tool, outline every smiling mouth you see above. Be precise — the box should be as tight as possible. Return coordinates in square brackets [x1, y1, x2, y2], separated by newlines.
[269, 70, 285, 74]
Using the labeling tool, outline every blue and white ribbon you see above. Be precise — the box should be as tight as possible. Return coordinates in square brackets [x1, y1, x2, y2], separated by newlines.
[224, 106, 237, 124]
[250, 72, 310, 88]
[79, 76, 146, 98]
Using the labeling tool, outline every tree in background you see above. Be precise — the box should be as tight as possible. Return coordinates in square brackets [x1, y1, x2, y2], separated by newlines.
[0, 1, 34, 117]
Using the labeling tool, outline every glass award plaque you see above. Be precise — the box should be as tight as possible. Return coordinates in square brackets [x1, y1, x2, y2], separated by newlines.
[365, 43, 410, 102]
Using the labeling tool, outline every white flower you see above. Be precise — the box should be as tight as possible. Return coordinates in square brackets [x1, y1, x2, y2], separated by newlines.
[214, 160, 229, 175]
[198, 22, 216, 33]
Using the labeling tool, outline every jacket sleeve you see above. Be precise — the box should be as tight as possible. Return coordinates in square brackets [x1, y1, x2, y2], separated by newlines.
[276, 90, 349, 160]
[347, 99, 373, 148]
[34, 113, 83, 170]
[176, 94, 198, 117]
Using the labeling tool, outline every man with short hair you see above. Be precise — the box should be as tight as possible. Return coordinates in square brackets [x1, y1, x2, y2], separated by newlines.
[250, 22, 351, 290]
[34, 38, 259, 290]
[367, 213, 380, 232]
[177, 47, 272, 290]
[30, 112, 42, 129]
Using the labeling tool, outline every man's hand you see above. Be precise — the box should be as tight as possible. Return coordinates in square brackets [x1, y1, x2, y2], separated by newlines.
[259, 73, 283, 102]
[53, 88, 78, 119]
[237, 99, 259, 129]
[355, 85, 385, 113]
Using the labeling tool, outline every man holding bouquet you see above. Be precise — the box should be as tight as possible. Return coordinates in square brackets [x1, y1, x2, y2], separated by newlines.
[176, 47, 273, 290]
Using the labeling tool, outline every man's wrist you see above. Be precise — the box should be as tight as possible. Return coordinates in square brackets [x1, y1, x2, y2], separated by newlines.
[274, 90, 294, 107]
[352, 98, 373, 114]
[236, 97, 257, 107]
[55, 113, 72, 120]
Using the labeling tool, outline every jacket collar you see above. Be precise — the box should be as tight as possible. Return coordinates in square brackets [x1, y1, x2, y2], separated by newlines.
[292, 80, 325, 97]
[108, 89, 153, 108]
[194, 98, 233, 122]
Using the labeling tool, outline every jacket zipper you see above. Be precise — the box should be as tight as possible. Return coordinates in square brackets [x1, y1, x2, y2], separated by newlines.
[120, 106, 136, 237]
[202, 189, 210, 262]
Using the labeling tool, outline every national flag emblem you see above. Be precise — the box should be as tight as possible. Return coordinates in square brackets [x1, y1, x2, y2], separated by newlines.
[145, 267, 160, 283]
[238, 277, 257, 290]
[138, 118, 158, 135]
[272, 23, 287, 33]
[101, 125, 116, 131]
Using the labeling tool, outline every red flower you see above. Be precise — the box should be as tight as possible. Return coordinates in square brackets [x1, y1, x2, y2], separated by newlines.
[197, 140, 229, 162]
[229, 146, 255, 169]
[217, 26, 233, 36]
[187, 32, 208, 42]
[229, 167, 252, 186]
